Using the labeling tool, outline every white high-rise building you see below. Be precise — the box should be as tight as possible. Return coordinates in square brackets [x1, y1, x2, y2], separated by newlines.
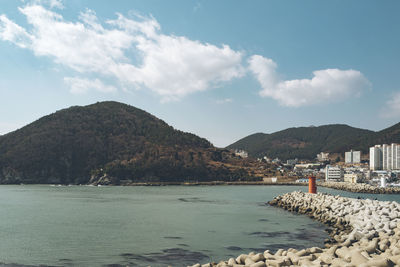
[388, 144, 393, 170]
[383, 144, 389, 170]
[391, 143, 398, 170]
[345, 150, 361, 164]
[354, 151, 361, 163]
[370, 143, 400, 171]
[345, 151, 352, 164]
[370, 145, 382, 170]
[397, 145, 400, 169]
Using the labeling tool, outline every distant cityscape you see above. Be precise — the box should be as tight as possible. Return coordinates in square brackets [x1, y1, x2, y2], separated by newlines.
[239, 143, 400, 188]
[370, 144, 400, 171]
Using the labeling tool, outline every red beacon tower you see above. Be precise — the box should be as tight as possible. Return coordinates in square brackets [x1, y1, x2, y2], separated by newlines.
[308, 176, 317, 194]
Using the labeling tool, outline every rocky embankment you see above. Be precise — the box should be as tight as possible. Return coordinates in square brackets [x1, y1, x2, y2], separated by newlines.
[190, 191, 400, 267]
[319, 181, 400, 194]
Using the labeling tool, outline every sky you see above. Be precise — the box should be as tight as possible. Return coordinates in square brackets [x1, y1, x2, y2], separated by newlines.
[0, 0, 399, 147]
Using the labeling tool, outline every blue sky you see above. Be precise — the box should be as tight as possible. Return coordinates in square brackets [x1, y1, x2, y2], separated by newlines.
[0, 0, 399, 147]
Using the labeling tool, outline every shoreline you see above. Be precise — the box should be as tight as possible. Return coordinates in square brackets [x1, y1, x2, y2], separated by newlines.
[120, 181, 303, 186]
[190, 191, 400, 267]
[96, 181, 400, 194]
[7, 181, 400, 194]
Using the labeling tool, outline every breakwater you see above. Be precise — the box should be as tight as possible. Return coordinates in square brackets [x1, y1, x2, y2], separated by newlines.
[190, 191, 400, 267]
[319, 181, 400, 194]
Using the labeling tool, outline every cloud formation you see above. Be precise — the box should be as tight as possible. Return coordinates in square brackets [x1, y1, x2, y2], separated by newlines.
[0, 3, 371, 106]
[64, 77, 117, 94]
[0, 15, 32, 48]
[31, 0, 64, 9]
[248, 55, 371, 107]
[381, 92, 400, 118]
[109, 13, 244, 101]
[0, 4, 243, 101]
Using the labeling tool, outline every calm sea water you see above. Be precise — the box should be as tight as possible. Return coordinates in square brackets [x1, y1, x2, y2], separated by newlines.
[0, 185, 399, 267]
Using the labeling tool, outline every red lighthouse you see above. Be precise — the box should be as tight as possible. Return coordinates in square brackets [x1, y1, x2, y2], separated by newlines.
[308, 176, 317, 194]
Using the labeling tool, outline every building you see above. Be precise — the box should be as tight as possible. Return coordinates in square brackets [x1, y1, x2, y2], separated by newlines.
[370, 143, 400, 171]
[396, 144, 400, 169]
[345, 152, 351, 164]
[345, 150, 361, 164]
[234, 150, 248, 158]
[370, 145, 383, 170]
[272, 158, 281, 164]
[286, 158, 298, 165]
[344, 173, 362, 183]
[392, 143, 400, 170]
[317, 152, 329, 162]
[263, 156, 271, 163]
[263, 177, 277, 183]
[325, 165, 343, 181]
[383, 144, 390, 170]
[294, 163, 321, 169]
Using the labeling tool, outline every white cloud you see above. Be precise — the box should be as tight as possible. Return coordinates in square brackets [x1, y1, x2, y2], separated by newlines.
[381, 92, 400, 118]
[17, 6, 134, 74]
[29, 0, 64, 9]
[0, 4, 372, 105]
[248, 55, 371, 107]
[0, 4, 244, 101]
[0, 15, 32, 48]
[47, 0, 64, 9]
[64, 77, 117, 94]
[108, 14, 244, 101]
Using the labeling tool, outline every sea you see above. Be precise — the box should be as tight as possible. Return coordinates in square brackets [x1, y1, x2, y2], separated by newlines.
[0, 185, 399, 267]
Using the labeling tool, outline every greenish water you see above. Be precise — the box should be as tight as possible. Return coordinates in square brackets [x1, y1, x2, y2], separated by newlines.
[0, 185, 398, 267]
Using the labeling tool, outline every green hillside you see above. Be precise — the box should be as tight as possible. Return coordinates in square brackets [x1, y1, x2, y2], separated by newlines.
[227, 123, 400, 160]
[0, 101, 252, 184]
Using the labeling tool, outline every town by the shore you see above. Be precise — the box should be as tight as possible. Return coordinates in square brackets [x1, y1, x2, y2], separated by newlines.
[189, 191, 400, 267]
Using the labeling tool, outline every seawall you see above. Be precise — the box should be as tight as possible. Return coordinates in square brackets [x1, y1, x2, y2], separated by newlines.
[319, 181, 400, 194]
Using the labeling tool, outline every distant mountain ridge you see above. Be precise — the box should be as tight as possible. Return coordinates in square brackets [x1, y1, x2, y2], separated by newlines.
[227, 123, 400, 160]
[0, 101, 252, 184]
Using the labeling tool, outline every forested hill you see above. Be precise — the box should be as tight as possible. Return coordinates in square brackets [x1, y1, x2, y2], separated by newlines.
[0, 101, 252, 184]
[227, 123, 400, 160]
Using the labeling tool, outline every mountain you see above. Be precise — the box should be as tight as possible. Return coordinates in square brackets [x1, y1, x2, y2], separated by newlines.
[0, 101, 253, 184]
[227, 123, 400, 160]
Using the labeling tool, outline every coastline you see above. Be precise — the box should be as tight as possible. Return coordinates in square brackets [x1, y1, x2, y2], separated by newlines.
[11, 180, 400, 194]
[118, 181, 304, 186]
[190, 191, 400, 267]
[111, 181, 400, 194]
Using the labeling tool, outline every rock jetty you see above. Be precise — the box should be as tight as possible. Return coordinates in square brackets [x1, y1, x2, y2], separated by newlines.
[189, 191, 400, 267]
[319, 181, 400, 194]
